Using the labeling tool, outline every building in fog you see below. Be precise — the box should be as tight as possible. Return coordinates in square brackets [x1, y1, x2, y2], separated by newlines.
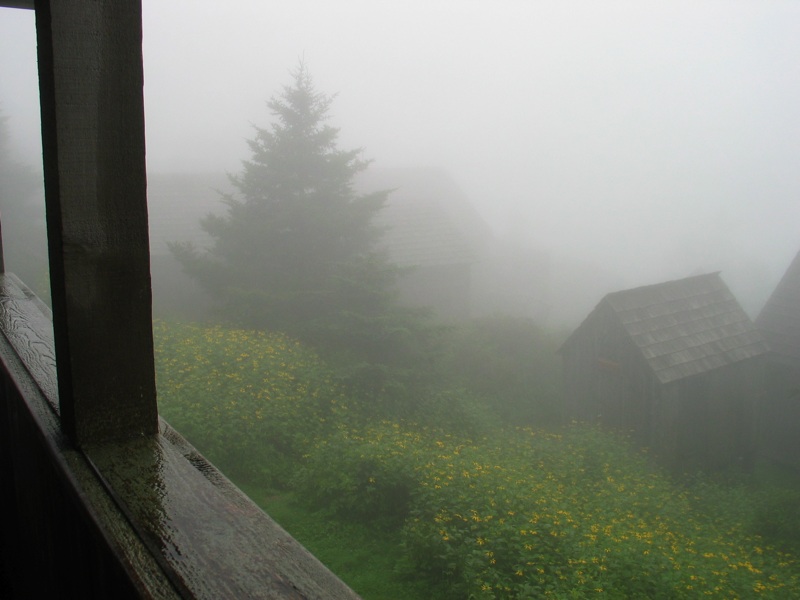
[363, 168, 491, 320]
[560, 273, 770, 468]
[757, 249, 800, 371]
[755, 249, 800, 466]
[147, 172, 229, 318]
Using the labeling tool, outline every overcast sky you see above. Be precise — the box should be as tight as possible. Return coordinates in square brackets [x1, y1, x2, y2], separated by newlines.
[1, 1, 799, 316]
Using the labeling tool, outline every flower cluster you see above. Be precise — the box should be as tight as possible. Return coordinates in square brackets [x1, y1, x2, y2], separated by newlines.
[153, 320, 347, 486]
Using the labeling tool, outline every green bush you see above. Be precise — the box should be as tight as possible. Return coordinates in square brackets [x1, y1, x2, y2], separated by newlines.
[686, 467, 800, 556]
[293, 421, 435, 526]
[399, 425, 800, 598]
[154, 321, 347, 487]
[295, 419, 800, 598]
[441, 316, 564, 427]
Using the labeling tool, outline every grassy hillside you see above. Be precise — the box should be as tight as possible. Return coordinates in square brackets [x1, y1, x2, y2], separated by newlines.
[154, 320, 800, 598]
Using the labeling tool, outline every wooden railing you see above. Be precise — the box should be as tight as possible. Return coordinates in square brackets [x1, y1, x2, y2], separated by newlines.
[0, 272, 360, 599]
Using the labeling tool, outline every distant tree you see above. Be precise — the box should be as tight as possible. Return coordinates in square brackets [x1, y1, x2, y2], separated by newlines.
[171, 65, 439, 405]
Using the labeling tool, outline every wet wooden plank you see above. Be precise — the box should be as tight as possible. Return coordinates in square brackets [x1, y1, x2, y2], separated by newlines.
[87, 422, 361, 600]
[0, 273, 59, 411]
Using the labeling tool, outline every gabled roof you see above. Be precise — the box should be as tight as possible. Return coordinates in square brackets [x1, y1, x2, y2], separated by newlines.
[564, 273, 770, 384]
[756, 249, 800, 363]
[360, 167, 490, 268]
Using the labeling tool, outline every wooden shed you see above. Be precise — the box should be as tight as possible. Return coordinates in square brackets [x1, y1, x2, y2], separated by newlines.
[360, 167, 491, 320]
[755, 249, 800, 466]
[757, 249, 800, 371]
[560, 273, 770, 469]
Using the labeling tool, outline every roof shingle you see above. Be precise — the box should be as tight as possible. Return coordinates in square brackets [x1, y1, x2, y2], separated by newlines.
[568, 273, 770, 384]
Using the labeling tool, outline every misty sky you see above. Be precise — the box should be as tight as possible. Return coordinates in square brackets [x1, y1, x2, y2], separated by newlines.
[1, 1, 799, 316]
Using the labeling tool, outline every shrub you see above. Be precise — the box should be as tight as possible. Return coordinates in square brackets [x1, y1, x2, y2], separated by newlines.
[293, 421, 436, 526]
[153, 321, 347, 487]
[292, 417, 800, 597]
[400, 425, 800, 598]
[441, 316, 564, 427]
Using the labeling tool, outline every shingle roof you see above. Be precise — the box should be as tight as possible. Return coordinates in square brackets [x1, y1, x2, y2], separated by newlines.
[566, 273, 770, 384]
[756, 249, 800, 363]
[360, 168, 490, 267]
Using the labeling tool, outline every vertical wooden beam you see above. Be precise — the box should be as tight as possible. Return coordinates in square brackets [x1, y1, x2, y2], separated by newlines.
[35, 0, 157, 444]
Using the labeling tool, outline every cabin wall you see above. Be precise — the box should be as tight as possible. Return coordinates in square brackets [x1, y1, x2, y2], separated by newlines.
[657, 359, 765, 470]
[397, 263, 472, 320]
[562, 303, 655, 442]
[759, 355, 800, 468]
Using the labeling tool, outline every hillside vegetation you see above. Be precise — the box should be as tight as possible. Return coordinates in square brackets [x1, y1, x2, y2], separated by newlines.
[155, 320, 800, 599]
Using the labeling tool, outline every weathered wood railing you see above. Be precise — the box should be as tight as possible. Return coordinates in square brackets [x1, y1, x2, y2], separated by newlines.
[0, 272, 360, 599]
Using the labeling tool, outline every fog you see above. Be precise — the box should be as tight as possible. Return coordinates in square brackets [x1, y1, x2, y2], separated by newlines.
[2, 1, 800, 323]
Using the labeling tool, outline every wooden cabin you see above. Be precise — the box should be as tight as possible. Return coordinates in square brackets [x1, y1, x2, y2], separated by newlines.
[757, 249, 800, 371]
[560, 273, 770, 469]
[365, 168, 490, 320]
[755, 249, 800, 466]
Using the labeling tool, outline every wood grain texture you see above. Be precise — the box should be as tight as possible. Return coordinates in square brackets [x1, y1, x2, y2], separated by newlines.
[0, 273, 59, 411]
[87, 421, 361, 600]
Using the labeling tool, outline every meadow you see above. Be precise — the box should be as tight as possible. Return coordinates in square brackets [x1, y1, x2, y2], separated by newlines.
[154, 320, 800, 599]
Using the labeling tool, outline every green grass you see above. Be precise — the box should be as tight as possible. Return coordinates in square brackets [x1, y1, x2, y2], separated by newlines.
[240, 485, 433, 600]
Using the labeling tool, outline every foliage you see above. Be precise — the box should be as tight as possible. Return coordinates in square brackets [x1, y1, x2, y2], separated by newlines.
[154, 320, 800, 598]
[249, 491, 435, 600]
[412, 388, 500, 439]
[686, 467, 800, 556]
[293, 420, 443, 526]
[168, 65, 439, 399]
[153, 320, 346, 487]
[442, 315, 565, 426]
[297, 421, 800, 598]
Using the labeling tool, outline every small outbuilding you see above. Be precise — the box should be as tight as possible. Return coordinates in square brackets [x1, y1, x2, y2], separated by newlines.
[757, 249, 800, 372]
[361, 167, 491, 320]
[755, 249, 800, 466]
[560, 273, 770, 469]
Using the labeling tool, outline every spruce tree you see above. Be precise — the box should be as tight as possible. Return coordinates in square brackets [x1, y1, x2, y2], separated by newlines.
[171, 65, 437, 404]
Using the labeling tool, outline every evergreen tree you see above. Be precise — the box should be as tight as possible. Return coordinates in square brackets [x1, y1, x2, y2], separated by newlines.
[171, 65, 438, 405]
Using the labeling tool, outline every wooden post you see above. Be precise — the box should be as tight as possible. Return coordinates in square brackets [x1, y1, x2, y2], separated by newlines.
[35, 0, 158, 444]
